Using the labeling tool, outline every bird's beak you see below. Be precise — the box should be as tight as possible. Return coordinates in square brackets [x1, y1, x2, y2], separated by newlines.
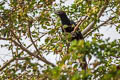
[54, 11, 59, 15]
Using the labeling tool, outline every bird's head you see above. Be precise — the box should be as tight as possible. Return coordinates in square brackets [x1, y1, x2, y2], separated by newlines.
[55, 10, 66, 16]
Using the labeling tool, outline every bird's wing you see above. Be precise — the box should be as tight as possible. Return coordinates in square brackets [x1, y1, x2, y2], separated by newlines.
[70, 20, 76, 26]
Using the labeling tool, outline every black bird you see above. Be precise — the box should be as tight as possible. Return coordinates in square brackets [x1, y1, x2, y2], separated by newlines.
[55, 11, 84, 40]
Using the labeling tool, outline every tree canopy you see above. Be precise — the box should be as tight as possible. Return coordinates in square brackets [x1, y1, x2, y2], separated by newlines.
[0, 0, 120, 79]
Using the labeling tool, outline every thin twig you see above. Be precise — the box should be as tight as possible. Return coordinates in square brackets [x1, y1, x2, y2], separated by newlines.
[28, 23, 42, 56]
[0, 57, 14, 71]
[28, 22, 51, 65]
[10, 30, 23, 46]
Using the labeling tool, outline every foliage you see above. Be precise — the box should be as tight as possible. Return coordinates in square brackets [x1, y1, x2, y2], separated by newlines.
[0, 0, 120, 79]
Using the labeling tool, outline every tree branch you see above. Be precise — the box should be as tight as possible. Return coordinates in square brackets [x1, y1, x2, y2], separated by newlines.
[10, 30, 23, 46]
[73, 16, 88, 33]
[0, 36, 47, 71]
[82, 2, 109, 36]
[0, 37, 56, 69]
[28, 24, 42, 56]
[0, 57, 14, 71]
[28, 22, 53, 67]
[11, 39, 56, 67]
[84, 16, 115, 38]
